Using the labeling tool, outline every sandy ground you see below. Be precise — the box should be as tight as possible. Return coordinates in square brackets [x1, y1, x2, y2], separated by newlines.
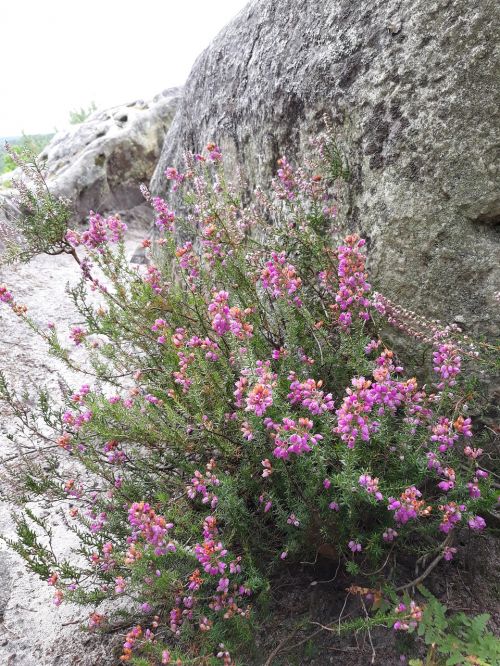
[0, 230, 145, 666]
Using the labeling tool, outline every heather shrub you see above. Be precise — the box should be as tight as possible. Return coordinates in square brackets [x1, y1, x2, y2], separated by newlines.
[68, 101, 97, 124]
[0, 138, 498, 665]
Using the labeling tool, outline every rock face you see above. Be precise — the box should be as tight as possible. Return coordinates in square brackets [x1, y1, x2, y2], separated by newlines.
[41, 88, 181, 224]
[152, 0, 500, 345]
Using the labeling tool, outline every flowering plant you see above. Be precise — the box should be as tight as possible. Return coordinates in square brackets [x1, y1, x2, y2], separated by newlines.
[0, 137, 497, 664]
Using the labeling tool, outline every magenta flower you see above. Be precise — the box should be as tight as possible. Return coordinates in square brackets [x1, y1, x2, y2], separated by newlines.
[433, 343, 461, 388]
[260, 251, 302, 301]
[0, 284, 13, 303]
[359, 473, 383, 501]
[468, 515, 486, 531]
[287, 375, 334, 415]
[69, 326, 86, 345]
[332, 235, 371, 330]
[151, 196, 175, 231]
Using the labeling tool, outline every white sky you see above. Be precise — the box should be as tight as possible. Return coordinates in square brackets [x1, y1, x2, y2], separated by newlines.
[0, 0, 249, 137]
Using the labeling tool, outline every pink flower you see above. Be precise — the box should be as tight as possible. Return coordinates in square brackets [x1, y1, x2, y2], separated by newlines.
[443, 546, 457, 561]
[271, 417, 323, 460]
[388, 486, 429, 525]
[53, 589, 64, 606]
[0, 284, 13, 303]
[433, 343, 461, 388]
[208, 290, 253, 339]
[359, 473, 383, 501]
[115, 577, 126, 594]
[246, 384, 273, 416]
[260, 251, 302, 301]
[348, 540, 362, 553]
[287, 376, 334, 415]
[331, 235, 371, 330]
[439, 502, 464, 533]
[151, 197, 175, 231]
[261, 459, 273, 478]
[383, 528, 398, 542]
[69, 326, 86, 345]
[468, 515, 486, 531]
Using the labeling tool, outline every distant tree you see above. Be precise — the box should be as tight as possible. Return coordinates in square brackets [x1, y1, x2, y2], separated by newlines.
[68, 101, 97, 125]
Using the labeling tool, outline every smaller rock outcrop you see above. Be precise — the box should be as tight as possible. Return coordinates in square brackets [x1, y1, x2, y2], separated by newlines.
[39, 88, 181, 225]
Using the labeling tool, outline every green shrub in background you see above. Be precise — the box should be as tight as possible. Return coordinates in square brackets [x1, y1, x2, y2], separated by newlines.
[68, 101, 97, 125]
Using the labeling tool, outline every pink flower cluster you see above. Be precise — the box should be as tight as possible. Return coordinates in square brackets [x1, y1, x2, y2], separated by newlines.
[63, 407, 93, 430]
[468, 515, 486, 531]
[244, 360, 276, 417]
[151, 196, 175, 231]
[275, 156, 297, 200]
[433, 343, 461, 388]
[104, 439, 126, 465]
[359, 474, 383, 501]
[334, 235, 371, 329]
[166, 511, 248, 637]
[165, 166, 185, 191]
[393, 601, 423, 631]
[66, 211, 127, 251]
[260, 251, 302, 304]
[0, 284, 13, 303]
[194, 539, 228, 576]
[335, 351, 426, 447]
[186, 335, 219, 362]
[128, 502, 176, 556]
[175, 241, 200, 288]
[69, 326, 86, 345]
[143, 265, 165, 294]
[173, 350, 195, 392]
[287, 374, 335, 415]
[438, 502, 464, 533]
[430, 415, 471, 453]
[335, 377, 378, 448]
[151, 318, 168, 344]
[437, 467, 456, 493]
[187, 459, 220, 509]
[208, 291, 253, 339]
[264, 416, 323, 459]
[388, 486, 431, 525]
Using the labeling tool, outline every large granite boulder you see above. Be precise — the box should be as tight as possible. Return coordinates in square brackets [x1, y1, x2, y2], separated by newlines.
[41, 88, 181, 224]
[152, 0, 499, 346]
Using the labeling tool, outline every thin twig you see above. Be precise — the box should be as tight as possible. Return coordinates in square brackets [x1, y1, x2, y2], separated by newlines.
[309, 557, 341, 586]
[395, 533, 453, 591]
[263, 625, 300, 666]
[361, 598, 376, 664]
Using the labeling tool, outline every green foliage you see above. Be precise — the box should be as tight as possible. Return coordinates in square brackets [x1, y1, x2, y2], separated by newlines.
[0, 148, 73, 264]
[409, 587, 500, 666]
[0, 133, 52, 174]
[68, 101, 97, 124]
[0, 134, 497, 665]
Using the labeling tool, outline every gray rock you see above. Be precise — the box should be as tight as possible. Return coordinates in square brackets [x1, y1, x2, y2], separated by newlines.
[41, 88, 182, 225]
[0, 550, 12, 620]
[152, 0, 500, 350]
[0, 191, 22, 254]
